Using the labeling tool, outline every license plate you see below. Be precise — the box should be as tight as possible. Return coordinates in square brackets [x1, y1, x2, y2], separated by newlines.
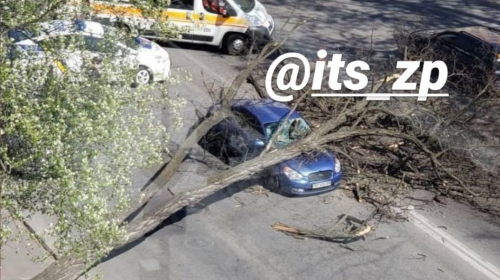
[312, 181, 331, 189]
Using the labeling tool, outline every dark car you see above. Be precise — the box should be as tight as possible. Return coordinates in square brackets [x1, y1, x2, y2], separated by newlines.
[198, 99, 343, 196]
[400, 26, 500, 89]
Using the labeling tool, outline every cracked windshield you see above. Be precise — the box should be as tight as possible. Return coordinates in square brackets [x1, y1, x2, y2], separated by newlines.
[1, 0, 500, 280]
[265, 118, 311, 147]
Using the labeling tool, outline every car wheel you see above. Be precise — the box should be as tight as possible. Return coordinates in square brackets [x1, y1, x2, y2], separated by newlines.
[135, 66, 152, 85]
[267, 172, 282, 194]
[225, 34, 248, 56]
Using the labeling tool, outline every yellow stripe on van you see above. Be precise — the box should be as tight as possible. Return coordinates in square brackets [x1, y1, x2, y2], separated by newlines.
[91, 3, 249, 28]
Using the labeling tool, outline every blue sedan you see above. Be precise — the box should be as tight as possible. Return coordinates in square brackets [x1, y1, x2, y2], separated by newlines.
[199, 99, 342, 196]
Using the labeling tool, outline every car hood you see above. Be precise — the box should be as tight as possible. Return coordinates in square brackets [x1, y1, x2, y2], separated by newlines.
[284, 151, 335, 176]
[134, 38, 170, 64]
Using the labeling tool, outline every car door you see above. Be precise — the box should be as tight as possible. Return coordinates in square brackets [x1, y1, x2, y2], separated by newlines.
[451, 34, 478, 69]
[469, 39, 495, 82]
[432, 32, 471, 82]
[231, 108, 266, 161]
[433, 32, 459, 64]
[38, 34, 86, 74]
[82, 34, 132, 73]
[194, 0, 246, 46]
[201, 116, 235, 161]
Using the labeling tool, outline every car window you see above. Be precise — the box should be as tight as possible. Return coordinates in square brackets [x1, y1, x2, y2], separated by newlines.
[38, 35, 85, 51]
[436, 33, 457, 45]
[169, 0, 194, 9]
[232, 108, 263, 135]
[452, 34, 478, 54]
[7, 30, 34, 43]
[122, 37, 142, 50]
[471, 40, 494, 62]
[83, 36, 120, 54]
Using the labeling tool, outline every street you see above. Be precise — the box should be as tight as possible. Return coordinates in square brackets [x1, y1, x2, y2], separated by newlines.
[3, 0, 500, 279]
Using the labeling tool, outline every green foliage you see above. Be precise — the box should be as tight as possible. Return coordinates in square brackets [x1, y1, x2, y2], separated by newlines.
[0, 2, 189, 264]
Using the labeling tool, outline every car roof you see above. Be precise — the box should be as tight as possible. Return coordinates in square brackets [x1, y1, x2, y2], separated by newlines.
[457, 26, 500, 49]
[231, 99, 302, 124]
[422, 26, 500, 50]
[38, 20, 105, 37]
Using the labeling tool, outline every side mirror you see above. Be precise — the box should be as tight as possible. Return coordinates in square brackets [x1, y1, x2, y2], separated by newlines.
[254, 139, 265, 147]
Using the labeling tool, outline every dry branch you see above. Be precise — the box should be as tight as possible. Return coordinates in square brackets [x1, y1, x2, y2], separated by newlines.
[271, 220, 371, 242]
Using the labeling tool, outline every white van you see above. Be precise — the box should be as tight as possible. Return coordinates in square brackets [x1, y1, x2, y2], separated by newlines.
[87, 0, 275, 55]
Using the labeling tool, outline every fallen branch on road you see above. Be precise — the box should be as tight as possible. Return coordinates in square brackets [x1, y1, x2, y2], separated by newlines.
[271, 216, 372, 243]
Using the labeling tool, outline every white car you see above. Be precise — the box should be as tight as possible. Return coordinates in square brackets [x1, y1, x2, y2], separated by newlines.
[7, 19, 171, 85]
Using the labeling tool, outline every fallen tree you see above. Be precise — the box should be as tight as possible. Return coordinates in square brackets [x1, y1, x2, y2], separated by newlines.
[6, 12, 500, 280]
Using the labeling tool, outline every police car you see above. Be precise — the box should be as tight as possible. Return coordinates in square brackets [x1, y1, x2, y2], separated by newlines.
[7, 20, 171, 85]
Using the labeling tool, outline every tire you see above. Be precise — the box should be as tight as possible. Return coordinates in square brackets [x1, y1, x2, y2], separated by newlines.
[135, 66, 152, 85]
[224, 34, 248, 56]
[267, 172, 282, 194]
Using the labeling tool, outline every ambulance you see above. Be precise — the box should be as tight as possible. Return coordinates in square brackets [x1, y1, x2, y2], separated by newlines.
[86, 0, 275, 55]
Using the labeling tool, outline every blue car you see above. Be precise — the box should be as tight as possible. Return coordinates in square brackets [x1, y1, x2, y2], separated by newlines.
[199, 99, 342, 196]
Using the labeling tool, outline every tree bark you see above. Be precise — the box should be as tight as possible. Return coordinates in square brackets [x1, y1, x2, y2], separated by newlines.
[125, 110, 228, 217]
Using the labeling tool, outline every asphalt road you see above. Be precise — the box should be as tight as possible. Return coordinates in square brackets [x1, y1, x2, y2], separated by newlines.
[7, 1, 500, 280]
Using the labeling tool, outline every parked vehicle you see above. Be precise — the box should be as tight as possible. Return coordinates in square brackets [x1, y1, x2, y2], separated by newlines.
[400, 26, 500, 89]
[199, 99, 343, 196]
[7, 19, 171, 85]
[87, 0, 275, 55]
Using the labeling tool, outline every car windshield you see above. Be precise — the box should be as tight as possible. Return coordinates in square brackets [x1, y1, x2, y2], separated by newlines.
[233, 0, 255, 13]
[264, 118, 311, 148]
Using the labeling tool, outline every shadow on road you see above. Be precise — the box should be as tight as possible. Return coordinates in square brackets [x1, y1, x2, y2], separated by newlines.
[100, 173, 265, 265]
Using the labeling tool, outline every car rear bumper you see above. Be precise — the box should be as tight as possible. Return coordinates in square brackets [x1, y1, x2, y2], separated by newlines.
[278, 172, 343, 196]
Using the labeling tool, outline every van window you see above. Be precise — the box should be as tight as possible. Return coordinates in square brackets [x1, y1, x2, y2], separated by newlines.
[233, 0, 255, 13]
[169, 0, 194, 10]
[202, 0, 220, 14]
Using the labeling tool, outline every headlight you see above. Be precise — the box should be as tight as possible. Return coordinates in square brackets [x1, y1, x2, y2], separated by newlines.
[334, 156, 341, 173]
[283, 166, 304, 180]
[247, 15, 262, 26]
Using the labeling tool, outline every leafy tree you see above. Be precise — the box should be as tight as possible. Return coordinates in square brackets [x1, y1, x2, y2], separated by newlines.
[0, 0, 187, 273]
